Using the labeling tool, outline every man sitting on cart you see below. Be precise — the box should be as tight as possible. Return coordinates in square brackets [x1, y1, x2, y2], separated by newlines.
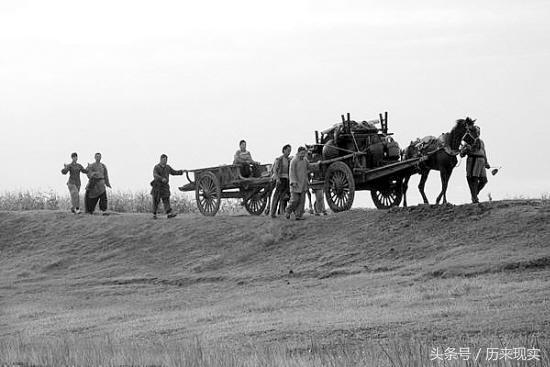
[233, 139, 261, 178]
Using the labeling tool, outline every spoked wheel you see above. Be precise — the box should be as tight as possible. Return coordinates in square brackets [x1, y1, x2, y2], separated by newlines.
[371, 180, 403, 209]
[244, 186, 269, 216]
[324, 161, 355, 212]
[195, 172, 221, 216]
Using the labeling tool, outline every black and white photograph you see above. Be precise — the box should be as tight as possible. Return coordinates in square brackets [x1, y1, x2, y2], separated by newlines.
[0, 0, 549, 365]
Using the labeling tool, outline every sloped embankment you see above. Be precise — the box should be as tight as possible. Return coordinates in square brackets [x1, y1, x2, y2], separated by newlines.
[0, 200, 548, 342]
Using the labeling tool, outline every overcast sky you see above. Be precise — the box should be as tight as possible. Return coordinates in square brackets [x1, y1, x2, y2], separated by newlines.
[1, 0, 548, 207]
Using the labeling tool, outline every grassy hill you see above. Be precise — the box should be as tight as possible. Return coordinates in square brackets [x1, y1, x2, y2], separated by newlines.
[1, 200, 549, 366]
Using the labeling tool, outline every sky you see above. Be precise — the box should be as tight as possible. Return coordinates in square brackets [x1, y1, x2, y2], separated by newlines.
[1, 0, 549, 207]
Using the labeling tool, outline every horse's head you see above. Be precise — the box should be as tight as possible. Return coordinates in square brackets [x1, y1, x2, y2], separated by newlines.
[305, 144, 322, 163]
[450, 117, 476, 150]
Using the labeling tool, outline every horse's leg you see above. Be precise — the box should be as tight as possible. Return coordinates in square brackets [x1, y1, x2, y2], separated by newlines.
[436, 169, 452, 204]
[402, 175, 410, 207]
[418, 170, 430, 204]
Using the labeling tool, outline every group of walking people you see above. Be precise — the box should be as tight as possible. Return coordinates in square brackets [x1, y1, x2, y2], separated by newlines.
[61, 151, 184, 218]
[61, 152, 111, 215]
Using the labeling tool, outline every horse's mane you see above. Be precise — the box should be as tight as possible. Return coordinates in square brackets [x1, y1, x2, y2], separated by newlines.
[448, 119, 469, 151]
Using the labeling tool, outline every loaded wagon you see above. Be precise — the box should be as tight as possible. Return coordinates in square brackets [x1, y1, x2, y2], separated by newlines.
[178, 164, 273, 216]
[310, 112, 424, 211]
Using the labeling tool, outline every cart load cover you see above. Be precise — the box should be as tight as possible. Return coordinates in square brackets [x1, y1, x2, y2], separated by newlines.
[322, 120, 379, 135]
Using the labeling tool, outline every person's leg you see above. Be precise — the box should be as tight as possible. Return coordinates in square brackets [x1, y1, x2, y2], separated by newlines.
[84, 190, 90, 213]
[306, 190, 314, 214]
[240, 164, 251, 178]
[74, 185, 82, 213]
[471, 178, 479, 203]
[285, 192, 300, 218]
[280, 196, 288, 215]
[295, 192, 306, 219]
[163, 196, 177, 218]
[162, 196, 171, 213]
[152, 193, 160, 218]
[466, 176, 476, 203]
[87, 194, 99, 214]
[270, 181, 284, 217]
[270, 183, 282, 217]
[314, 190, 323, 215]
[98, 191, 108, 213]
[251, 164, 261, 177]
[318, 190, 327, 214]
[68, 184, 79, 213]
[279, 178, 290, 214]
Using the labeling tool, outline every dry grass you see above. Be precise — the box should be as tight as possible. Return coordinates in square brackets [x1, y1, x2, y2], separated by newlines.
[1, 334, 547, 366]
[0, 189, 243, 214]
[0, 200, 548, 365]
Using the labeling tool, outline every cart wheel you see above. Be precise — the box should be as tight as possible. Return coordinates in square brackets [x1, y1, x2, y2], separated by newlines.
[324, 161, 355, 212]
[244, 187, 269, 216]
[371, 181, 403, 209]
[195, 172, 221, 216]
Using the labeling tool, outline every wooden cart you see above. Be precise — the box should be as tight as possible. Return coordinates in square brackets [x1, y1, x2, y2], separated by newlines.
[309, 112, 425, 211]
[178, 164, 273, 216]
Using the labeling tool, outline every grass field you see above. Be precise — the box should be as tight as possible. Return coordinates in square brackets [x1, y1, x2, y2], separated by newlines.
[0, 189, 243, 214]
[0, 199, 549, 365]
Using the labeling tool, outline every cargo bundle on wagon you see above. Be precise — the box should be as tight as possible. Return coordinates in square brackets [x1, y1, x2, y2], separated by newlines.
[309, 112, 425, 211]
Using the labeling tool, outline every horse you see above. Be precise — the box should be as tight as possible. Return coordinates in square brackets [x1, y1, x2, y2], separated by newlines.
[402, 117, 475, 207]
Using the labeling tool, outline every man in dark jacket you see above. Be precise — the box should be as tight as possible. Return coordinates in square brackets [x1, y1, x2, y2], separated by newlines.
[85, 152, 111, 214]
[151, 154, 184, 219]
[285, 146, 318, 220]
[270, 144, 291, 218]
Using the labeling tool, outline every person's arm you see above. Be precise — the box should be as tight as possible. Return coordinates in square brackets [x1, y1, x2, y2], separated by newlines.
[243, 151, 255, 164]
[233, 150, 242, 164]
[87, 164, 94, 179]
[168, 165, 184, 176]
[272, 158, 280, 181]
[289, 159, 298, 187]
[459, 144, 471, 158]
[79, 164, 88, 174]
[103, 164, 111, 188]
[482, 141, 490, 168]
[61, 164, 69, 175]
[247, 152, 260, 165]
